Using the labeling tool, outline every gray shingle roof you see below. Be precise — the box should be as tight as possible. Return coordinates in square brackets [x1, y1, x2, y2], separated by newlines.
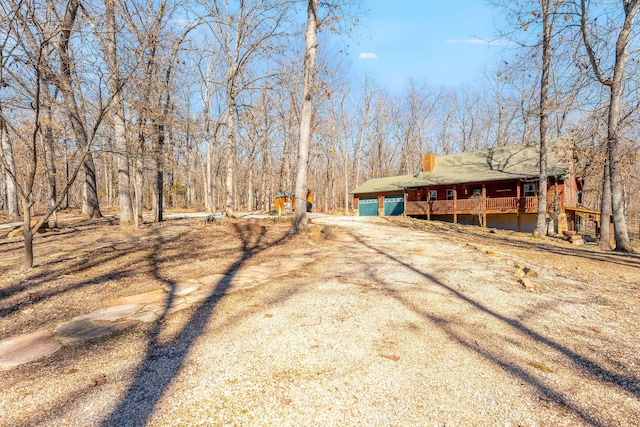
[351, 138, 572, 195]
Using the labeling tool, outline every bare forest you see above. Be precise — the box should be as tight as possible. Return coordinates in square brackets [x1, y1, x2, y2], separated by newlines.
[1, 0, 639, 246]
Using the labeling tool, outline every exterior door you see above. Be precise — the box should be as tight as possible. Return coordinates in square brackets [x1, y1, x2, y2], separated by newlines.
[358, 197, 379, 216]
[384, 195, 404, 216]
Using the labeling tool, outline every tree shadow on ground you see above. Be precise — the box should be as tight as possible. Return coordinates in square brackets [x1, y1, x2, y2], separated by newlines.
[389, 218, 640, 270]
[99, 228, 292, 427]
[350, 232, 639, 427]
[0, 220, 215, 337]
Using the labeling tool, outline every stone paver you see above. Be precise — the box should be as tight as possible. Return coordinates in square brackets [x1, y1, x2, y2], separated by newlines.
[73, 304, 142, 322]
[0, 329, 61, 371]
[54, 319, 138, 344]
[105, 290, 169, 306]
[162, 282, 201, 296]
[199, 275, 261, 295]
[0, 250, 319, 369]
[236, 265, 276, 279]
[128, 310, 162, 323]
[184, 289, 215, 304]
[198, 274, 229, 286]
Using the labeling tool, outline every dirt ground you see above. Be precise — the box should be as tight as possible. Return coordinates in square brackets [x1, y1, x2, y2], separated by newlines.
[0, 211, 639, 426]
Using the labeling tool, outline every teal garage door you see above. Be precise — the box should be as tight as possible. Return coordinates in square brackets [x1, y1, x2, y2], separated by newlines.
[384, 195, 404, 216]
[358, 197, 379, 216]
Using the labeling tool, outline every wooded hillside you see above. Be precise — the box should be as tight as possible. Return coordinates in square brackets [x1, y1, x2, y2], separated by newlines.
[1, 1, 638, 239]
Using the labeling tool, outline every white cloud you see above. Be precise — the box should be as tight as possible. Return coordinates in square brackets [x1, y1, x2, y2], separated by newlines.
[446, 38, 510, 46]
[358, 52, 379, 59]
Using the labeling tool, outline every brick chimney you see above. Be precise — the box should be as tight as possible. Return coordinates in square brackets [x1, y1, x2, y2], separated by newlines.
[422, 153, 436, 173]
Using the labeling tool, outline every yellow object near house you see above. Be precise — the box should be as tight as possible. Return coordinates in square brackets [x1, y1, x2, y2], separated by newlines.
[274, 189, 313, 214]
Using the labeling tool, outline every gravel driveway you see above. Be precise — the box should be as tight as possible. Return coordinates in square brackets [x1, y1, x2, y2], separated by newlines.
[1, 215, 638, 426]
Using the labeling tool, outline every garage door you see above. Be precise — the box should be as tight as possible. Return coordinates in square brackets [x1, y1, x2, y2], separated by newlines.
[358, 197, 379, 216]
[384, 195, 404, 216]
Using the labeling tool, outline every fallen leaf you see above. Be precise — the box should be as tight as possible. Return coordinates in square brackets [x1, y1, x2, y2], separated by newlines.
[527, 361, 554, 373]
[380, 354, 400, 361]
[264, 313, 273, 318]
[588, 326, 602, 333]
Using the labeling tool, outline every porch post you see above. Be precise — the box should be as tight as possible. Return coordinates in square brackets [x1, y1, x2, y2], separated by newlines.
[427, 187, 431, 221]
[453, 187, 457, 224]
[403, 191, 407, 216]
[481, 184, 487, 228]
[516, 181, 521, 232]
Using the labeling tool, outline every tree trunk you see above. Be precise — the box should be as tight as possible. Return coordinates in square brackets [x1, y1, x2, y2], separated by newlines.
[248, 164, 254, 211]
[42, 104, 58, 227]
[534, 0, 554, 238]
[1, 121, 19, 220]
[81, 154, 102, 218]
[292, 0, 318, 233]
[607, 3, 637, 251]
[205, 113, 214, 212]
[22, 195, 33, 268]
[154, 123, 164, 223]
[57, 0, 101, 219]
[225, 97, 236, 216]
[599, 153, 613, 249]
[134, 140, 145, 227]
[105, 0, 133, 225]
[580, 0, 637, 251]
[324, 157, 329, 213]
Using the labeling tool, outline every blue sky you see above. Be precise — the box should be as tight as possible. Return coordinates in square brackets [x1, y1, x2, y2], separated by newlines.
[348, 0, 508, 92]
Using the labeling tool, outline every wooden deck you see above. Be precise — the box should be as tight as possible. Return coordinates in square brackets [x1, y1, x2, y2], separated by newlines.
[405, 196, 539, 216]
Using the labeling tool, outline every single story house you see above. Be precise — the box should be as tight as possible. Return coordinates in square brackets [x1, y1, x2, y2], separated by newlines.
[351, 138, 598, 234]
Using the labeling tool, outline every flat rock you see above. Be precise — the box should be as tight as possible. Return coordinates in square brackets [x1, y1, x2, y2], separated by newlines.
[518, 278, 535, 291]
[236, 267, 278, 281]
[0, 329, 61, 370]
[201, 275, 258, 295]
[257, 261, 281, 269]
[198, 274, 230, 286]
[141, 299, 187, 315]
[184, 289, 215, 304]
[164, 301, 191, 315]
[238, 265, 277, 277]
[54, 319, 137, 344]
[73, 304, 142, 322]
[163, 283, 201, 297]
[278, 258, 310, 271]
[199, 275, 234, 292]
[105, 290, 169, 306]
[128, 310, 162, 323]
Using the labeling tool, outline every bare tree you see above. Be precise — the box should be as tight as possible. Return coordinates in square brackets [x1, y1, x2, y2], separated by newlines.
[352, 74, 375, 188]
[104, 0, 134, 225]
[58, 0, 102, 218]
[202, 0, 289, 217]
[0, 6, 21, 221]
[580, 0, 638, 251]
[0, 0, 116, 266]
[292, 0, 319, 232]
[534, 0, 564, 238]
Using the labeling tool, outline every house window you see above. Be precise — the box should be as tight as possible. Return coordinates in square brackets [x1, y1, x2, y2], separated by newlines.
[429, 190, 437, 200]
[471, 188, 482, 197]
[446, 189, 454, 200]
[523, 183, 537, 197]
